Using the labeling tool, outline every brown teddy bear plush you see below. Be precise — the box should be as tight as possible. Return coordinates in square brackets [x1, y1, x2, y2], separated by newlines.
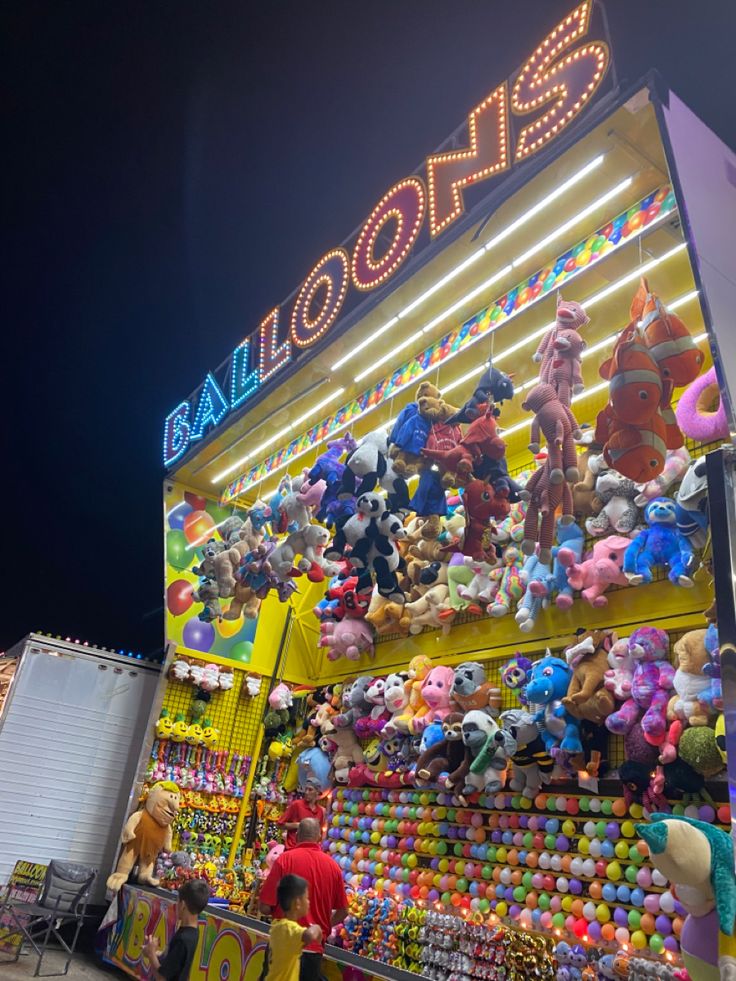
[107, 781, 181, 891]
[561, 629, 616, 724]
[402, 537, 452, 598]
[667, 628, 712, 726]
[389, 382, 458, 477]
[365, 590, 408, 637]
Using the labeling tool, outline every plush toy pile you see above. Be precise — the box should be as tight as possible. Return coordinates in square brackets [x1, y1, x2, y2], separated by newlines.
[184, 282, 713, 666]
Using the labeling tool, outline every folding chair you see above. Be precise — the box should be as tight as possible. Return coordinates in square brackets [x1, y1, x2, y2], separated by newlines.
[0, 860, 97, 977]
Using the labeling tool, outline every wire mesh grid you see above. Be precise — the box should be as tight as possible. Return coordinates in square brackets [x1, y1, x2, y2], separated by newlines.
[159, 667, 268, 758]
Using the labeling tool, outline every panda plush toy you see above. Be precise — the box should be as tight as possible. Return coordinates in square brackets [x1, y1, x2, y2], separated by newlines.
[326, 491, 406, 601]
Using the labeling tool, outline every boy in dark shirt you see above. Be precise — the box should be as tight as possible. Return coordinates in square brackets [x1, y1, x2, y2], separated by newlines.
[143, 879, 209, 981]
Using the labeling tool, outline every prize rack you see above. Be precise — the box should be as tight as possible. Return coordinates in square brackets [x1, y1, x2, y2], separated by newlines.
[125, 7, 736, 980]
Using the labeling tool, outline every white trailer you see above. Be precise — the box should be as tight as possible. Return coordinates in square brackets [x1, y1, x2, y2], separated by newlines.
[0, 634, 162, 904]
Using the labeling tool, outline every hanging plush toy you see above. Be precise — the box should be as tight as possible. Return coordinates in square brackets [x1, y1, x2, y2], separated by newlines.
[676, 366, 729, 443]
[460, 479, 510, 559]
[421, 406, 506, 489]
[327, 491, 407, 601]
[557, 534, 630, 607]
[585, 468, 640, 537]
[488, 546, 524, 618]
[270, 523, 334, 582]
[307, 434, 358, 522]
[500, 655, 534, 706]
[535, 518, 585, 611]
[319, 618, 374, 662]
[624, 497, 695, 588]
[523, 383, 581, 479]
[447, 355, 515, 424]
[533, 295, 589, 389]
[636, 814, 736, 981]
[676, 456, 710, 549]
[546, 326, 586, 406]
[635, 445, 691, 507]
[450, 662, 501, 715]
[340, 428, 391, 497]
[515, 549, 552, 632]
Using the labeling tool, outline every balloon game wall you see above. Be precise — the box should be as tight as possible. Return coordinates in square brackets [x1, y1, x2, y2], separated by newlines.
[164, 483, 258, 662]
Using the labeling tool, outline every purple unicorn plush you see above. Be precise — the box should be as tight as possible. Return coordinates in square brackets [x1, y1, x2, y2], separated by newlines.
[606, 627, 674, 746]
[308, 434, 357, 522]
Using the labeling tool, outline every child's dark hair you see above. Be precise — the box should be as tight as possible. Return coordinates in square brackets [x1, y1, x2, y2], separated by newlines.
[276, 874, 308, 912]
[178, 878, 210, 914]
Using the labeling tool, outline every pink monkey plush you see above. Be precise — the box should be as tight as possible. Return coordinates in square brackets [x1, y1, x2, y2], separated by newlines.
[547, 327, 586, 406]
[522, 384, 580, 483]
[606, 627, 674, 745]
[557, 535, 630, 607]
[533, 296, 590, 386]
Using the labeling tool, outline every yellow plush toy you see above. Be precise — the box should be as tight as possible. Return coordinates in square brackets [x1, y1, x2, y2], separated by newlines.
[107, 781, 181, 891]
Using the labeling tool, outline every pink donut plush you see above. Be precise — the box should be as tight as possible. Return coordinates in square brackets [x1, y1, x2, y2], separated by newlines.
[675, 367, 729, 442]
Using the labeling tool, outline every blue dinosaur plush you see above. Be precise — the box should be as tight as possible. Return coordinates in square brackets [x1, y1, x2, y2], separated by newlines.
[525, 654, 582, 754]
[624, 497, 695, 588]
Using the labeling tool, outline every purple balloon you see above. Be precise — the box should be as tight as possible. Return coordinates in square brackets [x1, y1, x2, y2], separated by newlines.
[182, 616, 215, 652]
[664, 936, 679, 953]
[655, 915, 672, 935]
[569, 879, 583, 895]
[614, 907, 629, 927]
[587, 922, 602, 941]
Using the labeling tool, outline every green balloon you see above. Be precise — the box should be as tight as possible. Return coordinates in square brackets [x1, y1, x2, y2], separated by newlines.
[166, 529, 190, 571]
[231, 640, 253, 663]
[205, 500, 233, 526]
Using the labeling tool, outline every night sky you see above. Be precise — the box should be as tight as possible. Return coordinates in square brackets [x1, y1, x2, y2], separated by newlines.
[5, 1, 735, 655]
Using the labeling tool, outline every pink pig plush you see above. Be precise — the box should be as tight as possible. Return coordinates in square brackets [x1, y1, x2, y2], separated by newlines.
[411, 666, 455, 733]
[320, 618, 374, 662]
[557, 535, 630, 607]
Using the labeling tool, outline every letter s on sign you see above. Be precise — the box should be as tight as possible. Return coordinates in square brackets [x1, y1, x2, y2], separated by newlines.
[511, 0, 610, 162]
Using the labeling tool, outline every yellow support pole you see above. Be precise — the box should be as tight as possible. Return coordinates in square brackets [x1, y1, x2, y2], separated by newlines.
[227, 727, 264, 869]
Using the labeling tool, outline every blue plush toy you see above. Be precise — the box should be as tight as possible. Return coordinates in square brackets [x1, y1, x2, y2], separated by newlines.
[701, 622, 722, 711]
[623, 497, 695, 588]
[525, 654, 582, 754]
[548, 519, 585, 610]
[296, 745, 332, 791]
[514, 551, 552, 633]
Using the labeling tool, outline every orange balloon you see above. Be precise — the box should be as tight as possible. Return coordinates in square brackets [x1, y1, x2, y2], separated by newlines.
[672, 917, 683, 936]
[612, 799, 627, 817]
[637, 841, 649, 857]
[508, 849, 519, 867]
[561, 855, 573, 873]
[588, 881, 603, 901]
[511, 870, 523, 886]
[183, 509, 216, 546]
[571, 899, 585, 918]
[640, 914, 655, 935]
[601, 923, 615, 942]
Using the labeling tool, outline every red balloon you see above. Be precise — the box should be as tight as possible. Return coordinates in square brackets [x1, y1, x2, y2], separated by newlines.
[167, 579, 193, 616]
[185, 491, 208, 511]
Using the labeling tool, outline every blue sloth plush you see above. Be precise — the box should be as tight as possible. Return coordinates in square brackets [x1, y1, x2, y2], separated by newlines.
[525, 654, 582, 754]
[623, 497, 695, 588]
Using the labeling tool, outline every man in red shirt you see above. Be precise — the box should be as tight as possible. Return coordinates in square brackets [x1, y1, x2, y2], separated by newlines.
[260, 818, 347, 981]
[279, 781, 325, 850]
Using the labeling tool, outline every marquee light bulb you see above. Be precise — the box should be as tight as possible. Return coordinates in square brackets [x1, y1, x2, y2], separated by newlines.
[330, 154, 606, 372]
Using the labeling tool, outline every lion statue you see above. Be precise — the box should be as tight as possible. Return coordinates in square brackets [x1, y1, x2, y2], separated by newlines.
[106, 781, 180, 891]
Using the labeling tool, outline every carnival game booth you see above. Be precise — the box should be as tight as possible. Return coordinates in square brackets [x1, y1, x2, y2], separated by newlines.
[111, 4, 736, 979]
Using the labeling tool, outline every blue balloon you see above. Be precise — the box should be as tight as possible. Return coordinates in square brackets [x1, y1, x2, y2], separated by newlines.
[641, 193, 655, 209]
[554, 259, 566, 275]
[630, 888, 645, 908]
[601, 840, 615, 859]
[610, 228, 623, 246]
[529, 272, 540, 287]
[602, 883, 618, 903]
[616, 885, 631, 903]
[168, 501, 193, 530]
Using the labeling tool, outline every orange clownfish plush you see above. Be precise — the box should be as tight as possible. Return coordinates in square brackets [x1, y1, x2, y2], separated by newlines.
[632, 276, 703, 387]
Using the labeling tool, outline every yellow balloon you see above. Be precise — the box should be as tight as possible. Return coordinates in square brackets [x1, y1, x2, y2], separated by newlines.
[216, 613, 246, 638]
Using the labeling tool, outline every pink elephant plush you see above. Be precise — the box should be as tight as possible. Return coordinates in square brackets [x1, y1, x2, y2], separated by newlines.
[606, 627, 674, 745]
[319, 618, 374, 662]
[557, 535, 630, 607]
[411, 666, 455, 733]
